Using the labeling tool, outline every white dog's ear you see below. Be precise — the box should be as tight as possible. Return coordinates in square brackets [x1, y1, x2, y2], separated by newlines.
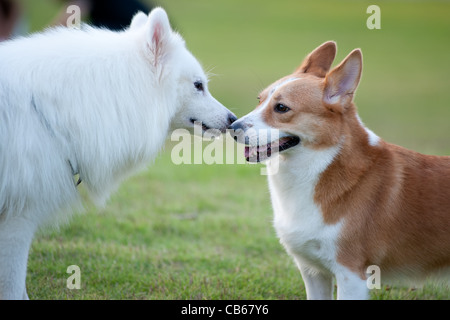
[129, 11, 148, 30]
[323, 49, 362, 111]
[146, 7, 172, 66]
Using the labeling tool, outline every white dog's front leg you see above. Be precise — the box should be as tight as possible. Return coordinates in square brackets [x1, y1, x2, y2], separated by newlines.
[297, 264, 333, 300]
[0, 217, 35, 300]
[335, 267, 369, 300]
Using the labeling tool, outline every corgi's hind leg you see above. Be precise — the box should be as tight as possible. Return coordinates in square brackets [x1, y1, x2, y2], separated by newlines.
[0, 216, 35, 300]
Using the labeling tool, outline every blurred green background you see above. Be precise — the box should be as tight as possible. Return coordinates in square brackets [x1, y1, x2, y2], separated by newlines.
[19, 0, 450, 299]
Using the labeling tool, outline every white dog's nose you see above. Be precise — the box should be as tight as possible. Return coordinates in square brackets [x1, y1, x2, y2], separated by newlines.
[227, 113, 238, 126]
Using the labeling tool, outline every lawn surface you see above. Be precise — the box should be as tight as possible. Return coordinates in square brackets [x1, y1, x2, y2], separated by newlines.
[21, 0, 450, 299]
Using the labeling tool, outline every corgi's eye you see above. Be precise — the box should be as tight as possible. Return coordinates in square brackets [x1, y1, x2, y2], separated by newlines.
[274, 103, 290, 113]
[194, 81, 204, 92]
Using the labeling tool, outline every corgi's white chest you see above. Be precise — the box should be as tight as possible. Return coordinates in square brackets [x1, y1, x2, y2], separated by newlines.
[266, 147, 342, 272]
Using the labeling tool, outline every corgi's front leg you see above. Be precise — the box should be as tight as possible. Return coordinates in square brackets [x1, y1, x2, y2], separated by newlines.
[335, 267, 369, 300]
[297, 263, 334, 300]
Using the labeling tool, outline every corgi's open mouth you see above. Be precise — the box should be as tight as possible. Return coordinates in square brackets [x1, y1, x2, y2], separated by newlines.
[245, 136, 300, 162]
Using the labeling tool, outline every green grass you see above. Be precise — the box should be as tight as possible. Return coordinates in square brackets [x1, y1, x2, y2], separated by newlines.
[22, 0, 450, 299]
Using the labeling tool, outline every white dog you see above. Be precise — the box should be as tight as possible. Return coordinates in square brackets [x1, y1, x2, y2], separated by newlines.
[0, 7, 236, 299]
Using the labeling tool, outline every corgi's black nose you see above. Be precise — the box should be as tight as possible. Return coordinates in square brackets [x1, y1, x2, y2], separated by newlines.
[228, 121, 243, 132]
[228, 121, 245, 142]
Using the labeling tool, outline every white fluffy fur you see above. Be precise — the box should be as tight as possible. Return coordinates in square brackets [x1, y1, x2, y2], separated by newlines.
[0, 8, 234, 299]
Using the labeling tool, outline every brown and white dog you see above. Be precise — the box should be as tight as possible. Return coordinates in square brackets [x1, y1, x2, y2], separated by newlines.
[230, 41, 450, 299]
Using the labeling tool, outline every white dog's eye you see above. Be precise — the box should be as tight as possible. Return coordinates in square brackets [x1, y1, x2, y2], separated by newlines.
[194, 81, 204, 92]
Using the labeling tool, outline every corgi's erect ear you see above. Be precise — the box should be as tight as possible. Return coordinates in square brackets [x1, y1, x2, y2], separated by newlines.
[146, 7, 172, 66]
[296, 41, 337, 78]
[323, 49, 362, 111]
